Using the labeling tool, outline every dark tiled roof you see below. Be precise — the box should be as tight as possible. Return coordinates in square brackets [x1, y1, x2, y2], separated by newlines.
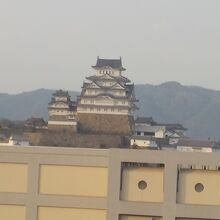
[111, 75, 130, 82]
[53, 89, 69, 97]
[77, 104, 130, 109]
[157, 123, 187, 131]
[82, 93, 128, 100]
[86, 74, 130, 83]
[135, 117, 156, 124]
[92, 57, 126, 70]
[25, 117, 47, 127]
[166, 128, 186, 138]
[84, 78, 126, 89]
[178, 139, 217, 148]
[48, 100, 69, 105]
[81, 82, 90, 88]
[166, 129, 185, 137]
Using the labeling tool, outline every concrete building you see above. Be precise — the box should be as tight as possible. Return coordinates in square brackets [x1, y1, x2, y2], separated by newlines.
[48, 90, 77, 132]
[130, 135, 220, 153]
[77, 57, 138, 135]
[130, 136, 168, 149]
[0, 145, 220, 220]
[0, 134, 29, 146]
[177, 139, 218, 153]
[135, 117, 186, 145]
[130, 136, 159, 148]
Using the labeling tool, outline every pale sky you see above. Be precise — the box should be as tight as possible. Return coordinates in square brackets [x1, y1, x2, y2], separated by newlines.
[0, 0, 220, 93]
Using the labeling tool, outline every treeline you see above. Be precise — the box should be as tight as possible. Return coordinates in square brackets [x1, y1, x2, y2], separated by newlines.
[0, 117, 47, 136]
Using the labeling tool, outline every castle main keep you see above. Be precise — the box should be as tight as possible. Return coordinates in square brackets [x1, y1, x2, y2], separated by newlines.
[76, 57, 138, 135]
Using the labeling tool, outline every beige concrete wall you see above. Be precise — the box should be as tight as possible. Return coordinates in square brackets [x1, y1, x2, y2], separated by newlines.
[0, 205, 26, 220]
[0, 146, 108, 220]
[0, 163, 28, 193]
[39, 165, 108, 197]
[120, 215, 162, 220]
[177, 169, 220, 205]
[121, 167, 164, 202]
[0, 146, 220, 220]
[38, 207, 106, 220]
[176, 218, 216, 220]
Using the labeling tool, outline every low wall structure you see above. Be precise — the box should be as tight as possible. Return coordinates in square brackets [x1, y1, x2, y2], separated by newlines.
[0, 146, 220, 220]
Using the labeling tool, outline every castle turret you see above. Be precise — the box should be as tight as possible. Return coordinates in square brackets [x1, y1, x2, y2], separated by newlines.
[48, 90, 77, 132]
[76, 57, 138, 135]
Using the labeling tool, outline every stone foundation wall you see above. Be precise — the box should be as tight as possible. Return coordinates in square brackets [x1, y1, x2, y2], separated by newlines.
[77, 113, 134, 135]
[48, 124, 77, 132]
[25, 132, 42, 145]
[26, 131, 129, 148]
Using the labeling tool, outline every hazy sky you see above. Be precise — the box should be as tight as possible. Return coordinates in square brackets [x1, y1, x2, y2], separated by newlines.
[0, 0, 220, 93]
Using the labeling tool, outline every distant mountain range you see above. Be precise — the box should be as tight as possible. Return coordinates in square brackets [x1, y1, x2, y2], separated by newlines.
[0, 89, 78, 120]
[1, 82, 220, 140]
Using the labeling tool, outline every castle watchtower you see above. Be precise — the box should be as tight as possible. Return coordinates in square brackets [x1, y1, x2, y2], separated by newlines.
[77, 57, 138, 135]
[48, 90, 77, 132]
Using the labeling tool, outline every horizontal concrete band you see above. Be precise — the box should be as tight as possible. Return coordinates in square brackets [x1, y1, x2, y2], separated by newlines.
[48, 121, 77, 125]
